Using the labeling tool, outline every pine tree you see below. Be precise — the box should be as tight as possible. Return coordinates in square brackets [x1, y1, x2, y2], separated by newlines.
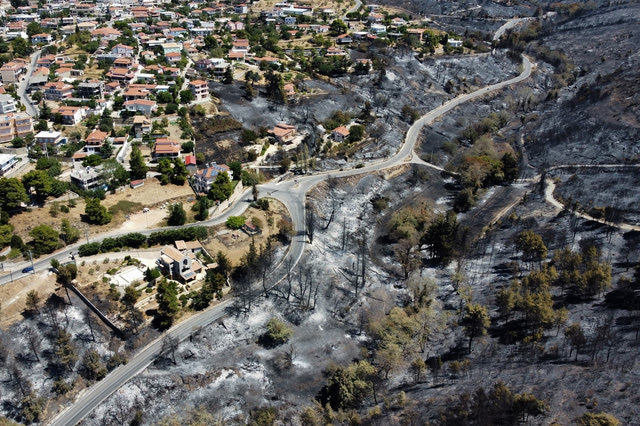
[129, 146, 148, 180]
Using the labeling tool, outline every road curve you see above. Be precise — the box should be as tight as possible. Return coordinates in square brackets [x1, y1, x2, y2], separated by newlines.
[47, 54, 532, 426]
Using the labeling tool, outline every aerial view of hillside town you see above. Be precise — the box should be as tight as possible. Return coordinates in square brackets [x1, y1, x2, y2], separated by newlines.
[0, 0, 638, 423]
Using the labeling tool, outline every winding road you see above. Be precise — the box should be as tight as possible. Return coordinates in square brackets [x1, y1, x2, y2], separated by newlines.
[47, 53, 533, 425]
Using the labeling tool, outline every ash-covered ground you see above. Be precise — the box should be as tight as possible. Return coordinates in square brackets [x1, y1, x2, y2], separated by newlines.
[204, 49, 521, 170]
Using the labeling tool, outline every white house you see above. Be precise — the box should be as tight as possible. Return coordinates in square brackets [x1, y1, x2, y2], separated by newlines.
[35, 130, 64, 145]
[158, 245, 203, 282]
[192, 163, 232, 194]
[0, 94, 16, 114]
[111, 43, 135, 57]
[0, 153, 18, 176]
[124, 99, 157, 116]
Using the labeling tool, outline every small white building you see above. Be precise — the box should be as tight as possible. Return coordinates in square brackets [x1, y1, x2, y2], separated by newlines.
[70, 166, 105, 190]
[35, 130, 64, 146]
[0, 153, 17, 176]
[0, 94, 16, 114]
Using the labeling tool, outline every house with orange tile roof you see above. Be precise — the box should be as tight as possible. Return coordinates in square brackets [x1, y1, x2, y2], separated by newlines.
[85, 129, 108, 154]
[53, 106, 89, 125]
[44, 81, 73, 100]
[0, 59, 28, 83]
[269, 123, 297, 144]
[331, 126, 350, 142]
[153, 138, 181, 159]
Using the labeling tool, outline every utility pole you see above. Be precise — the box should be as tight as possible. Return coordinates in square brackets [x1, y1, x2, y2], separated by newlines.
[85, 228, 89, 244]
[28, 250, 34, 272]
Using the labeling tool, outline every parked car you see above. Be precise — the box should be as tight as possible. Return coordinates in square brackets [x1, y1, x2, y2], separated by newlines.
[22, 266, 34, 273]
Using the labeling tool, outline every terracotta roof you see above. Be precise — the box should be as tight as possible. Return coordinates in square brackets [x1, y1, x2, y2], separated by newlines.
[332, 126, 349, 136]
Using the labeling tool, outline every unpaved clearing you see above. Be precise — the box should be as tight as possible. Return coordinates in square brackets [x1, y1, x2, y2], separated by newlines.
[0, 271, 58, 328]
[9, 179, 195, 241]
[204, 199, 289, 265]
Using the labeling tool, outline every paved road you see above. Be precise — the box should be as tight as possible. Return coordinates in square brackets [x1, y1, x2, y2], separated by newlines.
[50, 299, 234, 426]
[493, 17, 535, 41]
[47, 55, 532, 426]
[17, 49, 41, 118]
[1, 190, 253, 285]
[343, 0, 362, 18]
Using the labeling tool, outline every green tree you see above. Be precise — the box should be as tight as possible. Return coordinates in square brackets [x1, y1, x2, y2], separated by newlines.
[25, 290, 41, 314]
[55, 329, 77, 371]
[60, 219, 80, 245]
[265, 70, 286, 104]
[167, 203, 186, 226]
[564, 322, 586, 361]
[329, 19, 347, 36]
[21, 170, 53, 200]
[11, 37, 31, 58]
[421, 211, 458, 265]
[129, 146, 148, 180]
[501, 152, 519, 182]
[462, 303, 490, 353]
[103, 160, 129, 191]
[317, 360, 378, 409]
[208, 171, 233, 201]
[179, 89, 194, 104]
[516, 230, 547, 266]
[347, 125, 364, 143]
[191, 271, 225, 310]
[575, 412, 620, 426]
[155, 278, 180, 329]
[228, 161, 242, 181]
[26, 22, 44, 37]
[226, 216, 245, 229]
[35, 157, 61, 177]
[84, 198, 112, 225]
[20, 392, 45, 424]
[157, 158, 172, 185]
[0, 224, 12, 248]
[0, 177, 28, 211]
[223, 66, 233, 84]
[99, 141, 114, 158]
[194, 196, 209, 221]
[79, 350, 107, 381]
[156, 91, 173, 103]
[121, 285, 140, 307]
[259, 318, 293, 348]
[215, 251, 231, 279]
[171, 158, 188, 185]
[28, 224, 59, 255]
[279, 157, 291, 174]
[11, 136, 25, 148]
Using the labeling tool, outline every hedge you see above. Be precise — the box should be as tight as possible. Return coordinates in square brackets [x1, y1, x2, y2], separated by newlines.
[77, 227, 208, 257]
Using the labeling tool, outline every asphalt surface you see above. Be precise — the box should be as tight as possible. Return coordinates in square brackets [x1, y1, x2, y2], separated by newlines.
[17, 49, 40, 118]
[47, 54, 532, 426]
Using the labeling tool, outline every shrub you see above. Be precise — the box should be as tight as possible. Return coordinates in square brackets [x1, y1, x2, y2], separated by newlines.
[78, 242, 101, 257]
[226, 216, 246, 230]
[259, 318, 293, 348]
